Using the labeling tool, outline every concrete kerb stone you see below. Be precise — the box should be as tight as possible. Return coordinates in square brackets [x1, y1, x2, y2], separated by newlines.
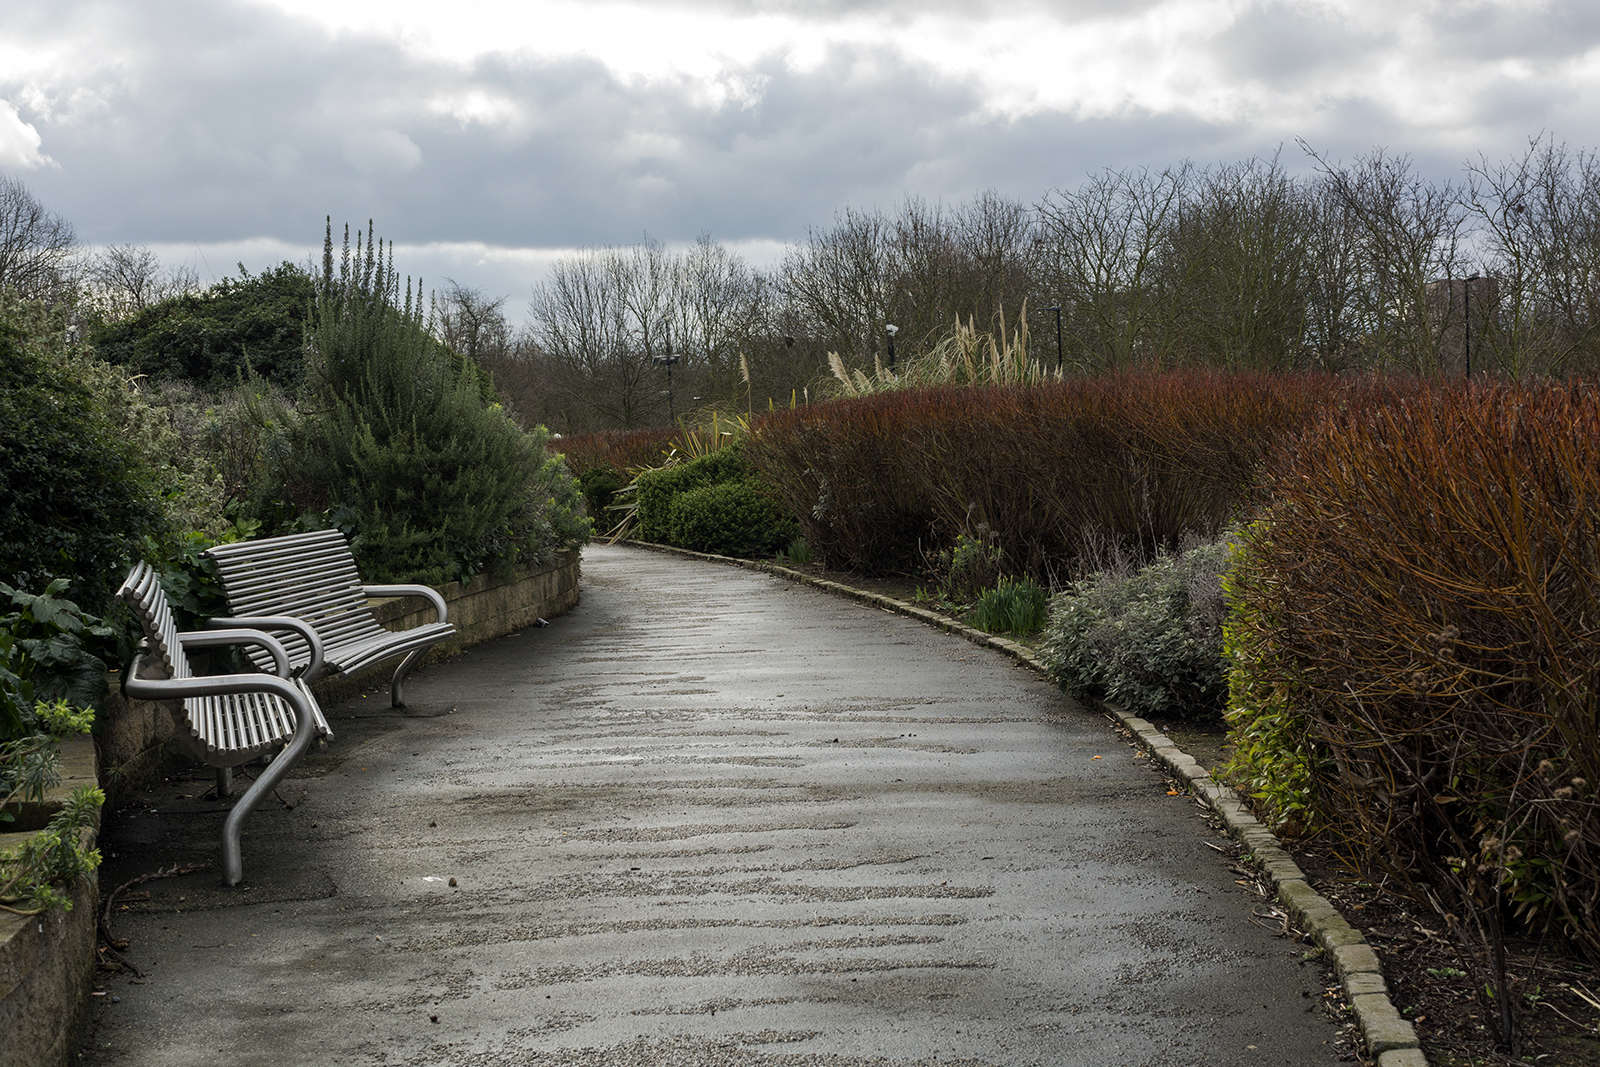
[1353, 993, 1423, 1055]
[621, 539, 1429, 1065]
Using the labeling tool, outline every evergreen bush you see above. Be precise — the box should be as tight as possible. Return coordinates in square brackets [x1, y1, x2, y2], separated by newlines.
[262, 222, 591, 583]
[633, 443, 756, 544]
[578, 465, 626, 524]
[667, 479, 798, 558]
[0, 298, 165, 616]
[90, 261, 315, 390]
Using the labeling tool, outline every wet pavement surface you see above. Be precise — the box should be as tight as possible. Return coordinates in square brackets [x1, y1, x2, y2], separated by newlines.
[80, 544, 1343, 1066]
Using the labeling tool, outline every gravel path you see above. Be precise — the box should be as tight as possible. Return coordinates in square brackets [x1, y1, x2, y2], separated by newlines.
[81, 544, 1343, 1066]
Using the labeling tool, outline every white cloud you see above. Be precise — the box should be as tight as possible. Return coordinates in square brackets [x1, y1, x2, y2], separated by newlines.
[428, 89, 523, 128]
[242, 0, 1600, 136]
[0, 99, 52, 168]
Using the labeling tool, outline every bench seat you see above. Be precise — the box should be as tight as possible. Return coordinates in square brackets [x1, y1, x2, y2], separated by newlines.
[203, 529, 455, 707]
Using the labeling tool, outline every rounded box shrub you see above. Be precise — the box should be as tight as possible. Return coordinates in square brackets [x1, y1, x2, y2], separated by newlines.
[667, 480, 797, 558]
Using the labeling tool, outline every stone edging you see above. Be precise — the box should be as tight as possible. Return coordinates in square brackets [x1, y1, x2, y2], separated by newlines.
[623, 540, 1428, 1067]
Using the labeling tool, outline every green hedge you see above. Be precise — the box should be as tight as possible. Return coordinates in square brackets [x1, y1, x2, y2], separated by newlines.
[667, 480, 797, 558]
[634, 444, 756, 543]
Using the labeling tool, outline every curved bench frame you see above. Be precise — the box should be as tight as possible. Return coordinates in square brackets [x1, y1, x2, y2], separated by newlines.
[117, 562, 333, 886]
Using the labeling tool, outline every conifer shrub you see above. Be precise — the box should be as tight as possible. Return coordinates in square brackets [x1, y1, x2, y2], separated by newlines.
[1039, 537, 1232, 720]
[1228, 379, 1600, 969]
[259, 223, 590, 583]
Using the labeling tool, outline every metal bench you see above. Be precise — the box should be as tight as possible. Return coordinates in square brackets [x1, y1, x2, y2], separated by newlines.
[117, 561, 333, 886]
[203, 529, 455, 708]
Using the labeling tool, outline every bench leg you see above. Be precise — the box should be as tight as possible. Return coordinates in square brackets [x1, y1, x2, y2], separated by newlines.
[216, 766, 232, 799]
[390, 648, 426, 708]
[219, 712, 320, 887]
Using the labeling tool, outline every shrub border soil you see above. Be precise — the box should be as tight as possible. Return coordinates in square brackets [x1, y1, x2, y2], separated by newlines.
[625, 538, 1429, 1067]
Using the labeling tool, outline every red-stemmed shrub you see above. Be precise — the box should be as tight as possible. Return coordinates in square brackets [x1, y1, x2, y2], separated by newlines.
[553, 427, 679, 478]
[1230, 379, 1600, 998]
[747, 370, 1347, 580]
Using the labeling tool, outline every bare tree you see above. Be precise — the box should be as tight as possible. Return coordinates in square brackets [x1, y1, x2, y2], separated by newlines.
[85, 243, 198, 320]
[528, 247, 657, 429]
[1303, 142, 1468, 373]
[676, 234, 769, 404]
[0, 174, 77, 303]
[436, 280, 512, 365]
[781, 193, 1039, 378]
[780, 206, 895, 369]
[1302, 177, 1368, 370]
[1464, 136, 1600, 376]
[1035, 165, 1192, 370]
[951, 189, 1038, 334]
[1158, 156, 1315, 370]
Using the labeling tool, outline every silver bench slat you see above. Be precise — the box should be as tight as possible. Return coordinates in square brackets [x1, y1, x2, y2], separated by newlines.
[204, 530, 455, 707]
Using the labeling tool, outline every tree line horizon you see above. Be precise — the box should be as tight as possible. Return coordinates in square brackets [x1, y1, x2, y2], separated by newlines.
[4, 133, 1599, 433]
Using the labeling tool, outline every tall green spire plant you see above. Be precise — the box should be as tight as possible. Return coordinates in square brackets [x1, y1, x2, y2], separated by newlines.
[285, 221, 589, 583]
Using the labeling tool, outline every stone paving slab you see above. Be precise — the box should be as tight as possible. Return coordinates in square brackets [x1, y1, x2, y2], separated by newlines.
[79, 545, 1347, 1066]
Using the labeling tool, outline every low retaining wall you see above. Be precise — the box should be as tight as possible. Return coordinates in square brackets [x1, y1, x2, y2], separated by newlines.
[315, 549, 581, 705]
[0, 549, 581, 1067]
[0, 736, 100, 1067]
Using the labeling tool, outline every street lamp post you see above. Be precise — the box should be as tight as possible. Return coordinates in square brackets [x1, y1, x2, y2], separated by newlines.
[1463, 274, 1481, 377]
[1044, 304, 1063, 371]
[885, 323, 898, 371]
[652, 320, 679, 422]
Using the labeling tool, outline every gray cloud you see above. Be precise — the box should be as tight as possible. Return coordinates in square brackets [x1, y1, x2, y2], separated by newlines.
[3, 0, 1600, 307]
[655, 0, 1169, 19]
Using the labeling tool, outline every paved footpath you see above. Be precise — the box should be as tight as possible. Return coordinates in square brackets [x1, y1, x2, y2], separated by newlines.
[81, 544, 1343, 1067]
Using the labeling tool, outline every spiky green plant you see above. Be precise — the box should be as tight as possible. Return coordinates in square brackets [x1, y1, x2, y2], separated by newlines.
[970, 577, 1049, 636]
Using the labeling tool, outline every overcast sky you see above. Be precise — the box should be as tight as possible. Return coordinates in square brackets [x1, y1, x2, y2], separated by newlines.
[5, 0, 1600, 315]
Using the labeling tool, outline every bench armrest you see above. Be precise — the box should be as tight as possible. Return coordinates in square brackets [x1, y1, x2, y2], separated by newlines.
[203, 615, 325, 679]
[362, 584, 449, 625]
[125, 654, 307, 707]
[179, 628, 293, 678]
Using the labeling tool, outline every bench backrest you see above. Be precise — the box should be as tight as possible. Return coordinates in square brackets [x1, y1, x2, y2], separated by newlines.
[205, 529, 389, 667]
[116, 562, 191, 681]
